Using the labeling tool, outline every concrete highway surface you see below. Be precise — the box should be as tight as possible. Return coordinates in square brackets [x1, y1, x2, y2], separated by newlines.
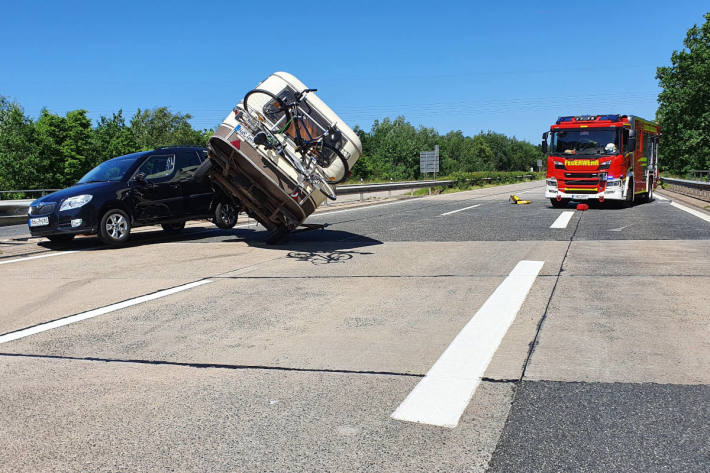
[0, 180, 708, 472]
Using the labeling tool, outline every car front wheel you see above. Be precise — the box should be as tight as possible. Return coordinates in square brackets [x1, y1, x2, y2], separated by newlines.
[99, 209, 131, 246]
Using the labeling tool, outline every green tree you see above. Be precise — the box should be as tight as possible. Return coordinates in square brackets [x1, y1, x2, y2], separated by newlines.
[0, 97, 40, 191]
[460, 134, 494, 172]
[130, 107, 210, 150]
[33, 109, 67, 188]
[61, 110, 93, 185]
[91, 110, 137, 166]
[656, 12, 710, 174]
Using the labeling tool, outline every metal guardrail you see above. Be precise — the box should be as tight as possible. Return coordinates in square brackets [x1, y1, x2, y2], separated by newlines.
[0, 176, 538, 226]
[337, 175, 536, 198]
[0, 200, 34, 226]
[660, 177, 710, 202]
[0, 189, 60, 197]
[336, 180, 455, 195]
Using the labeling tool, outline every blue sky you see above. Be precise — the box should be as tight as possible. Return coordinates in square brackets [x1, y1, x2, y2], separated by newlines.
[1, 1, 708, 143]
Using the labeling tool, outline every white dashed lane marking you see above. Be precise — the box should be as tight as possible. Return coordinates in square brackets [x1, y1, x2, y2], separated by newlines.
[440, 204, 482, 216]
[0, 280, 213, 345]
[0, 251, 79, 265]
[391, 260, 544, 428]
[550, 211, 575, 229]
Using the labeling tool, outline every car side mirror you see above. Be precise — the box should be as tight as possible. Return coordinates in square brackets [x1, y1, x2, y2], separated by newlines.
[541, 132, 548, 154]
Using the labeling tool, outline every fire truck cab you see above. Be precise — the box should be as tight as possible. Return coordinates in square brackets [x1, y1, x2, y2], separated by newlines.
[543, 114, 659, 207]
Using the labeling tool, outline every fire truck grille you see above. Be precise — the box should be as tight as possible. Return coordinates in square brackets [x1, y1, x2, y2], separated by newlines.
[564, 172, 599, 178]
[562, 188, 597, 194]
[563, 179, 599, 186]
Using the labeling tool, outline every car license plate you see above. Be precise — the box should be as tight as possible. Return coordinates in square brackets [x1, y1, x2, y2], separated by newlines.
[572, 194, 589, 200]
[29, 216, 49, 227]
[234, 124, 256, 146]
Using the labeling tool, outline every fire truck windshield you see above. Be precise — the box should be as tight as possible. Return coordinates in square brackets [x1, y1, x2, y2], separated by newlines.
[550, 128, 620, 156]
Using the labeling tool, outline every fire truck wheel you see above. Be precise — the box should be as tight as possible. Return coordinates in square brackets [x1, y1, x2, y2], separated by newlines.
[624, 178, 635, 207]
[550, 198, 570, 208]
[645, 181, 654, 202]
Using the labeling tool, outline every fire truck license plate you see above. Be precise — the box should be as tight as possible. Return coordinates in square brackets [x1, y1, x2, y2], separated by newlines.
[572, 194, 589, 200]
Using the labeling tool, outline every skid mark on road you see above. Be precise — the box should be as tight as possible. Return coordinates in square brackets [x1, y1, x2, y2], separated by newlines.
[391, 260, 544, 428]
[550, 211, 575, 229]
[0, 280, 212, 345]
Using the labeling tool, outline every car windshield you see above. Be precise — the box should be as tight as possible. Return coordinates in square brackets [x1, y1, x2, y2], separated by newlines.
[550, 128, 619, 156]
[77, 152, 146, 183]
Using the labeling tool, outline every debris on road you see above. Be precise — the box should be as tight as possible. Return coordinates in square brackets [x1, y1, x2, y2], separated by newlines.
[510, 194, 531, 205]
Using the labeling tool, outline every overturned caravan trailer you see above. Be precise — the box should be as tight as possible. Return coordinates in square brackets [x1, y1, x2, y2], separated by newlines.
[205, 72, 362, 241]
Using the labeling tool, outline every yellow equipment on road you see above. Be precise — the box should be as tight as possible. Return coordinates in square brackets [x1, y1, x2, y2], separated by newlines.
[509, 194, 531, 205]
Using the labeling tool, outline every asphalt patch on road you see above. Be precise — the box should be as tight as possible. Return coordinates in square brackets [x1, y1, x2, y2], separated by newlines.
[488, 380, 709, 472]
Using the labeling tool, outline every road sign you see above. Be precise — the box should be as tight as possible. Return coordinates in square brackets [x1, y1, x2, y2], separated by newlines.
[420, 145, 439, 174]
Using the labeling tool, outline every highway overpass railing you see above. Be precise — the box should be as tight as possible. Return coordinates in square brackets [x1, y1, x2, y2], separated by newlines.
[336, 175, 536, 200]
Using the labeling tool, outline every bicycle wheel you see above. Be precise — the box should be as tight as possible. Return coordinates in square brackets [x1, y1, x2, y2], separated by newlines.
[310, 169, 337, 200]
[302, 141, 350, 185]
[243, 89, 292, 131]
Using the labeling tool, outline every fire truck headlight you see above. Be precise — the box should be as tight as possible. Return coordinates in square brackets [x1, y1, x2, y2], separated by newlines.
[606, 178, 622, 187]
[546, 178, 557, 188]
[600, 160, 612, 170]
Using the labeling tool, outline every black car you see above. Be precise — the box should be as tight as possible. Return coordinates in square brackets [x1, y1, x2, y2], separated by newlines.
[28, 146, 239, 246]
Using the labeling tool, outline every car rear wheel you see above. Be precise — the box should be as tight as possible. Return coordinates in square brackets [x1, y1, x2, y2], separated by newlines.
[214, 201, 238, 229]
[161, 222, 186, 233]
[99, 209, 131, 246]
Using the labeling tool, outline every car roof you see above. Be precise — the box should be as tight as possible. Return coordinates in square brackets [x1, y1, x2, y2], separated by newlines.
[154, 145, 207, 152]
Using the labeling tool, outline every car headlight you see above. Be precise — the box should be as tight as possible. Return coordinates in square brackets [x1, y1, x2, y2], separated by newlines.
[546, 177, 557, 187]
[59, 194, 93, 211]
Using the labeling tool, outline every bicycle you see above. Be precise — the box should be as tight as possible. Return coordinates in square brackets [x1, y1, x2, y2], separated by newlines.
[237, 88, 350, 200]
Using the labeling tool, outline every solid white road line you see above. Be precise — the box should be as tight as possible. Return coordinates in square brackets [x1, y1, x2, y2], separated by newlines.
[654, 193, 669, 201]
[0, 280, 212, 345]
[0, 251, 78, 266]
[550, 211, 575, 229]
[440, 204, 482, 216]
[391, 260, 544, 428]
[670, 202, 710, 223]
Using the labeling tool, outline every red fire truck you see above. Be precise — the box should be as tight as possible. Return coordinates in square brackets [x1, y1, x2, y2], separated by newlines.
[543, 114, 659, 207]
